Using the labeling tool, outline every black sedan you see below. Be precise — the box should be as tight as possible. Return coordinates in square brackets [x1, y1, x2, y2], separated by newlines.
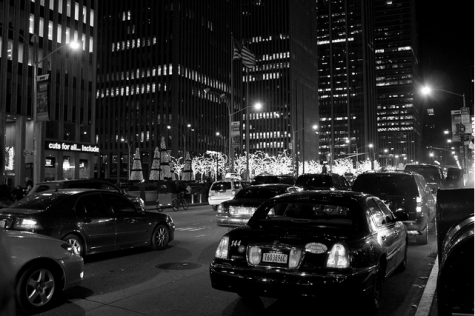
[0, 189, 175, 257]
[210, 190, 408, 313]
[216, 184, 292, 228]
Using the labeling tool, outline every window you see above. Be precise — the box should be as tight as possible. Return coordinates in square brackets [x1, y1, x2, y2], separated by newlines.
[103, 193, 136, 213]
[76, 194, 110, 215]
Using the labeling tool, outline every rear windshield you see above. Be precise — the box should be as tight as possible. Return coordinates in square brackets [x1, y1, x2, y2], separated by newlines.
[211, 181, 242, 191]
[9, 193, 67, 210]
[252, 176, 279, 184]
[404, 166, 440, 182]
[353, 175, 419, 196]
[253, 200, 357, 227]
[295, 175, 332, 187]
[235, 186, 287, 199]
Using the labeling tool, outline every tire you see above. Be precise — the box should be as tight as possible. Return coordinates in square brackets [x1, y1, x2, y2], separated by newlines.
[151, 224, 170, 250]
[171, 199, 179, 212]
[182, 199, 189, 210]
[211, 205, 218, 211]
[363, 262, 383, 314]
[395, 242, 408, 273]
[416, 227, 428, 245]
[63, 234, 85, 257]
[16, 264, 59, 314]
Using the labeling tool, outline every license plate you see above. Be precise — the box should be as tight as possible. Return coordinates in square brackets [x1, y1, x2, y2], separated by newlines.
[262, 251, 288, 264]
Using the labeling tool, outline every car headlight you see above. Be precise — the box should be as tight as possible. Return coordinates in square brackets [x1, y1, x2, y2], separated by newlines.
[14, 218, 43, 231]
[215, 236, 229, 259]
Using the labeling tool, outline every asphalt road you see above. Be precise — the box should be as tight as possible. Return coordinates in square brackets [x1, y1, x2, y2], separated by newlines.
[32, 205, 439, 316]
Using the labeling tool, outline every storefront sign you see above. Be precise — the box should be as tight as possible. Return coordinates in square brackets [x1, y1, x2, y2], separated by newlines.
[45, 141, 100, 153]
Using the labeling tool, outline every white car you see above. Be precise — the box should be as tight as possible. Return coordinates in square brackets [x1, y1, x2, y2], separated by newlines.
[208, 176, 250, 211]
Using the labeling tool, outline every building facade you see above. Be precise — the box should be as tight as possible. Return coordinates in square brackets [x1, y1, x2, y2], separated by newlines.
[374, 0, 421, 166]
[0, 0, 97, 186]
[316, 0, 378, 167]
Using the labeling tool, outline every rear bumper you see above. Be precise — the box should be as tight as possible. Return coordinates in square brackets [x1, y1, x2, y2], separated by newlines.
[209, 261, 376, 299]
[208, 196, 233, 206]
[403, 213, 428, 233]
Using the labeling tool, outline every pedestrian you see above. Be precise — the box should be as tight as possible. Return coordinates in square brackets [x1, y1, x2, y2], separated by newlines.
[24, 177, 33, 195]
[322, 163, 328, 174]
[12, 185, 24, 202]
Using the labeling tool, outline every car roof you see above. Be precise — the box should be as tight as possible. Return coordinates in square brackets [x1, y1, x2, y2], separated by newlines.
[243, 183, 292, 188]
[272, 190, 367, 201]
[35, 179, 114, 185]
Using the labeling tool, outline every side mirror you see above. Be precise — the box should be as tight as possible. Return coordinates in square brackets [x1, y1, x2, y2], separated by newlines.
[394, 208, 409, 221]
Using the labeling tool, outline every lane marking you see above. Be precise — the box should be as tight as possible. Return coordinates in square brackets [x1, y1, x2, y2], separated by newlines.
[414, 256, 438, 316]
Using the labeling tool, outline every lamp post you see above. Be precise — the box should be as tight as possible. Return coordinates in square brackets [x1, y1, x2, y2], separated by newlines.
[204, 88, 261, 176]
[421, 86, 469, 174]
[167, 124, 191, 159]
[32, 37, 81, 184]
[121, 139, 138, 180]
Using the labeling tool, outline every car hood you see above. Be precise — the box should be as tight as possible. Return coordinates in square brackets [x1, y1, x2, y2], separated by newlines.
[0, 208, 44, 215]
[6, 230, 58, 241]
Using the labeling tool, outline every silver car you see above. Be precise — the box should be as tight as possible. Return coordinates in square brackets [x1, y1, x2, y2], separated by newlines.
[1, 230, 84, 314]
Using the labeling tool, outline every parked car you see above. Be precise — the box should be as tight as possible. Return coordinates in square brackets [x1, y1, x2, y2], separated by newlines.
[216, 184, 292, 228]
[208, 176, 251, 211]
[0, 189, 175, 257]
[404, 163, 444, 193]
[27, 178, 145, 209]
[210, 190, 408, 313]
[250, 174, 296, 185]
[0, 229, 83, 314]
[352, 171, 436, 244]
[288, 173, 351, 192]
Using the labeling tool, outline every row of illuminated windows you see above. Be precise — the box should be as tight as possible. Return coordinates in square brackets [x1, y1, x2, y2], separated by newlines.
[97, 82, 168, 98]
[262, 52, 290, 61]
[378, 115, 414, 121]
[244, 72, 282, 82]
[112, 37, 157, 51]
[378, 110, 410, 116]
[252, 142, 285, 150]
[377, 104, 413, 110]
[376, 74, 412, 81]
[375, 46, 411, 53]
[250, 33, 290, 43]
[378, 121, 413, 126]
[32, 0, 95, 27]
[376, 80, 412, 86]
[378, 126, 414, 132]
[317, 37, 354, 45]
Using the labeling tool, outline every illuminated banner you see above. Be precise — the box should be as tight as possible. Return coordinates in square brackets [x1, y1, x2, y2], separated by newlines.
[451, 110, 461, 142]
[36, 74, 50, 121]
[45, 141, 100, 153]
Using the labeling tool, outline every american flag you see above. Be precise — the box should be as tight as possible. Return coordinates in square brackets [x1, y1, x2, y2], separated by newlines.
[233, 40, 256, 69]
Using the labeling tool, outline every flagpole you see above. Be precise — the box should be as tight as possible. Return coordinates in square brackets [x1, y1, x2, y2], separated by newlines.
[229, 33, 234, 173]
[245, 67, 250, 181]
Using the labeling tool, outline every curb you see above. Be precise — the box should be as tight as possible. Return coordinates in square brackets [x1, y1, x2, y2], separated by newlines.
[415, 256, 439, 316]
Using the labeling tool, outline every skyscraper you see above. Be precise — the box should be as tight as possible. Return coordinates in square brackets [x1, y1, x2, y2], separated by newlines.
[374, 0, 421, 165]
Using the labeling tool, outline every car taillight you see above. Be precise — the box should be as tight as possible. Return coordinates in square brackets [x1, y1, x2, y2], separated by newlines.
[215, 236, 229, 259]
[13, 218, 43, 231]
[416, 196, 422, 213]
[289, 249, 302, 268]
[326, 243, 349, 268]
[248, 246, 262, 265]
[217, 204, 227, 214]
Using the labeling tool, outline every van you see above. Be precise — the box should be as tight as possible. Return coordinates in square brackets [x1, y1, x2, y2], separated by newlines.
[208, 178, 250, 211]
[403, 163, 444, 193]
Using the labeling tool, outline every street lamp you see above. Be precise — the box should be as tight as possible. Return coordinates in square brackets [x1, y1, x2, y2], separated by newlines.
[167, 124, 191, 159]
[121, 139, 138, 180]
[32, 37, 81, 184]
[203, 88, 262, 175]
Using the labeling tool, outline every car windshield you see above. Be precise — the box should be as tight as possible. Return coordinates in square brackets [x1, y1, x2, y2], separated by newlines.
[353, 175, 419, 196]
[252, 200, 357, 227]
[295, 175, 332, 187]
[235, 187, 286, 199]
[252, 176, 279, 184]
[8, 193, 67, 210]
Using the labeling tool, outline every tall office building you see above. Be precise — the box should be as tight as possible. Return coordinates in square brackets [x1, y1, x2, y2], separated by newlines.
[374, 0, 421, 166]
[240, 0, 319, 173]
[316, 0, 378, 166]
[96, 0, 319, 181]
[0, 0, 97, 185]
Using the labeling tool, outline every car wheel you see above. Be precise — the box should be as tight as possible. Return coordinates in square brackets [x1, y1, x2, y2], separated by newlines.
[363, 262, 383, 314]
[63, 234, 85, 257]
[395, 242, 408, 273]
[16, 264, 59, 314]
[151, 224, 170, 250]
[416, 227, 428, 245]
[211, 205, 218, 211]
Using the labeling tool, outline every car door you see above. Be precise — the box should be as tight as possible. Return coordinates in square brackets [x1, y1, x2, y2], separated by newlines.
[374, 198, 406, 267]
[367, 198, 399, 272]
[74, 193, 116, 252]
[103, 193, 151, 246]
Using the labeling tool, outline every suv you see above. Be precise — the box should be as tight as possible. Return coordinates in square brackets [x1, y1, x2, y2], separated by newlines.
[208, 177, 250, 211]
[251, 174, 296, 185]
[27, 179, 144, 208]
[404, 163, 444, 193]
[288, 173, 351, 192]
[352, 171, 436, 244]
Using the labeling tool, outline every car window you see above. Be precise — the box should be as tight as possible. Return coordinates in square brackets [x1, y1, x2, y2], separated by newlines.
[235, 187, 286, 199]
[75, 194, 111, 215]
[102, 193, 136, 213]
[295, 175, 332, 187]
[9, 193, 66, 209]
[404, 166, 441, 182]
[374, 198, 395, 222]
[34, 184, 55, 193]
[211, 182, 231, 191]
[367, 199, 386, 229]
[353, 175, 419, 196]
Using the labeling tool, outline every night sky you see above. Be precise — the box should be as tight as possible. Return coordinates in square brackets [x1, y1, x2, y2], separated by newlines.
[415, 1, 474, 131]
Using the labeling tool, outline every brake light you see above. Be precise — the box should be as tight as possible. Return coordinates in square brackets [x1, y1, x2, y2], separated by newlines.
[217, 204, 226, 214]
[416, 196, 422, 213]
[215, 237, 229, 259]
[326, 243, 349, 268]
[248, 246, 262, 265]
[289, 249, 302, 268]
[14, 218, 43, 231]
